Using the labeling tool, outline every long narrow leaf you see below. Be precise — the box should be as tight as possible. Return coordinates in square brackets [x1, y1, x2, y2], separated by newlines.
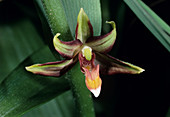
[124, 0, 170, 52]
[60, 0, 102, 36]
[41, 0, 73, 40]
[0, 46, 70, 117]
[0, 1, 71, 116]
[0, 19, 44, 83]
[22, 91, 76, 117]
[42, 0, 101, 38]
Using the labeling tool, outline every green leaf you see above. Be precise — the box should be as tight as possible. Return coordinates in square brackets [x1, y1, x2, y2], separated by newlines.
[166, 107, 170, 117]
[22, 91, 76, 117]
[42, 0, 101, 38]
[40, 0, 73, 40]
[0, 19, 44, 83]
[0, 2, 70, 116]
[0, 45, 70, 117]
[61, 0, 102, 36]
[124, 0, 170, 52]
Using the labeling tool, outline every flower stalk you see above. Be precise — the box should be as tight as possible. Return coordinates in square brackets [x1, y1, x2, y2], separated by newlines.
[69, 63, 95, 117]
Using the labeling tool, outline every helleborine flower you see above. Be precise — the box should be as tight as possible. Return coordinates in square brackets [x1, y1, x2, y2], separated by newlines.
[25, 8, 144, 97]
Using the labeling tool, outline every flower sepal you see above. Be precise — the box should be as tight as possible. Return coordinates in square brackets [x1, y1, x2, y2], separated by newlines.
[95, 53, 145, 75]
[25, 59, 75, 77]
[75, 8, 93, 43]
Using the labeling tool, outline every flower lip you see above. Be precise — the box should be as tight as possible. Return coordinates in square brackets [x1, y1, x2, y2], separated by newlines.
[83, 65, 102, 97]
[90, 87, 101, 97]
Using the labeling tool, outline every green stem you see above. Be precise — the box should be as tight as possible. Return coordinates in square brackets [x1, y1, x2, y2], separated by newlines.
[69, 62, 95, 117]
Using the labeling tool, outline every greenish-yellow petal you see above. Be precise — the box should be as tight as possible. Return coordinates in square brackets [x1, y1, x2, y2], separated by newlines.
[53, 33, 82, 58]
[86, 21, 116, 53]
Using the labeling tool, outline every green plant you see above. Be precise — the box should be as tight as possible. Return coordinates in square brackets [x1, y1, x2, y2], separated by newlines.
[0, 0, 169, 117]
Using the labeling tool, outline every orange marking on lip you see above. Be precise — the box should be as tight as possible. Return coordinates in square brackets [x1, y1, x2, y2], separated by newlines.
[85, 75, 102, 89]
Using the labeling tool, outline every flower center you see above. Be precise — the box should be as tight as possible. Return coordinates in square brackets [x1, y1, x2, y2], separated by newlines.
[82, 46, 92, 61]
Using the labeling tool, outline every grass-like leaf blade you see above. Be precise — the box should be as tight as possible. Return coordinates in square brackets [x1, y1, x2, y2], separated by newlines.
[124, 0, 170, 52]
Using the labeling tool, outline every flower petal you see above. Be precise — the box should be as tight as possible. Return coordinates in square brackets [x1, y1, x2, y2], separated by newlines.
[83, 65, 102, 97]
[53, 33, 82, 58]
[25, 59, 75, 77]
[86, 21, 116, 53]
[95, 53, 145, 75]
[75, 8, 93, 43]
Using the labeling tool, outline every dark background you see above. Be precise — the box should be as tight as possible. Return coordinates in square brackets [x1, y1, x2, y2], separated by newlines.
[97, 0, 170, 117]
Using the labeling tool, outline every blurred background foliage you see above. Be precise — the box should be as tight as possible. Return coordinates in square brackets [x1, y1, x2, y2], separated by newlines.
[0, 0, 169, 117]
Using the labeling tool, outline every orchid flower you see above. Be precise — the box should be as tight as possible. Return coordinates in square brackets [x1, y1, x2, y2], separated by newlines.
[25, 8, 144, 97]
